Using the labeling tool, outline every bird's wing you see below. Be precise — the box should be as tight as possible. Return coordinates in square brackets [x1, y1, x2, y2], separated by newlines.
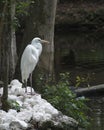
[20, 45, 38, 82]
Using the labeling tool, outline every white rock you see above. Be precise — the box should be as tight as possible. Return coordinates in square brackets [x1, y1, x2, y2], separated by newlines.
[4, 113, 16, 124]
[9, 119, 28, 130]
[22, 102, 32, 110]
[0, 80, 78, 130]
[8, 109, 17, 117]
[0, 112, 16, 127]
[32, 94, 41, 100]
[8, 95, 18, 101]
[8, 85, 25, 96]
[33, 104, 46, 113]
[0, 110, 7, 124]
[8, 79, 25, 96]
[0, 110, 6, 115]
[24, 97, 36, 107]
[45, 103, 59, 115]
[17, 96, 25, 102]
[8, 95, 23, 107]
[16, 110, 32, 122]
[33, 112, 44, 122]
[43, 113, 52, 122]
[9, 79, 22, 87]
[0, 123, 10, 130]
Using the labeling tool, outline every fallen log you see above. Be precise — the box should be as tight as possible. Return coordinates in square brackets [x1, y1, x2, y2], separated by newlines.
[75, 84, 104, 97]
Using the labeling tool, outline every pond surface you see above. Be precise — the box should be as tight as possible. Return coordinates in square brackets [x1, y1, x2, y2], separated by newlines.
[55, 30, 104, 86]
[54, 30, 104, 130]
[87, 96, 104, 130]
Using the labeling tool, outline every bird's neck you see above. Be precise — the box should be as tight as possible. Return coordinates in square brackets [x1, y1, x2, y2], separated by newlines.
[31, 42, 42, 55]
[31, 42, 41, 48]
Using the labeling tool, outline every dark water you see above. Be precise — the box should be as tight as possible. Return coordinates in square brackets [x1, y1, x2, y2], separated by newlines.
[55, 30, 104, 86]
[87, 96, 104, 130]
[54, 30, 104, 130]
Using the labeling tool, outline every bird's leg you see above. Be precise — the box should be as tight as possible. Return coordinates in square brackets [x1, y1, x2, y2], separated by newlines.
[30, 73, 33, 94]
[23, 80, 27, 93]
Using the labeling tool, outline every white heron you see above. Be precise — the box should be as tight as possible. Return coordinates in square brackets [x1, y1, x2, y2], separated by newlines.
[20, 37, 49, 94]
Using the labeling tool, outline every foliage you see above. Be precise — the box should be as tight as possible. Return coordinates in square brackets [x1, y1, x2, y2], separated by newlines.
[0, 0, 35, 28]
[16, 0, 35, 16]
[36, 73, 90, 128]
[76, 74, 91, 87]
[8, 100, 21, 112]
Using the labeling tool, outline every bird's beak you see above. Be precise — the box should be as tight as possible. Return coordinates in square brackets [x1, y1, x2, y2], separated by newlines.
[41, 39, 49, 44]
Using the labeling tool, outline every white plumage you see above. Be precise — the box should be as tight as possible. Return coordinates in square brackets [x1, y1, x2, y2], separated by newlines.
[20, 37, 49, 94]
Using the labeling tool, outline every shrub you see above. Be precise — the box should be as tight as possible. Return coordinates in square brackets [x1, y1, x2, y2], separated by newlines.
[37, 73, 90, 128]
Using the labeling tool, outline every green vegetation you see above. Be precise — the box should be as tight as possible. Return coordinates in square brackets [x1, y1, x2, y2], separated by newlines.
[8, 100, 21, 112]
[36, 73, 90, 128]
[16, 0, 35, 16]
[76, 74, 91, 87]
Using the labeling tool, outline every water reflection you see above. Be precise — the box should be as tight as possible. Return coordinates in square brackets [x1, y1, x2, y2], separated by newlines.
[54, 30, 104, 130]
[55, 30, 104, 86]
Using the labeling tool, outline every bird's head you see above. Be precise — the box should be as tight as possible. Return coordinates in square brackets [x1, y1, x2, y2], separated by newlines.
[32, 37, 49, 44]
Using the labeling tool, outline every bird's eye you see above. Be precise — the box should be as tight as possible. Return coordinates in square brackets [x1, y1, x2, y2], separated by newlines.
[38, 39, 41, 42]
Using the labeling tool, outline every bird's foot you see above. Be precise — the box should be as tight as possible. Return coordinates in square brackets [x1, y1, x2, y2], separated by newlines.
[26, 91, 38, 95]
[26, 92, 35, 95]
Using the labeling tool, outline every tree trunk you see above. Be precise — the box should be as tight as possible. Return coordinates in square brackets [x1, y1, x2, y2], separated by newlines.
[0, 0, 8, 80]
[0, 0, 17, 81]
[21, 0, 57, 74]
[0, 0, 17, 110]
[10, 0, 17, 78]
[1, 4, 10, 109]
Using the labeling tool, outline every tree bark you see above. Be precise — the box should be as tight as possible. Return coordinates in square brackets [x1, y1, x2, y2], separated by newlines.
[0, 0, 8, 80]
[0, 0, 17, 81]
[0, 0, 17, 110]
[21, 0, 57, 74]
[1, 4, 10, 109]
[10, 0, 17, 78]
